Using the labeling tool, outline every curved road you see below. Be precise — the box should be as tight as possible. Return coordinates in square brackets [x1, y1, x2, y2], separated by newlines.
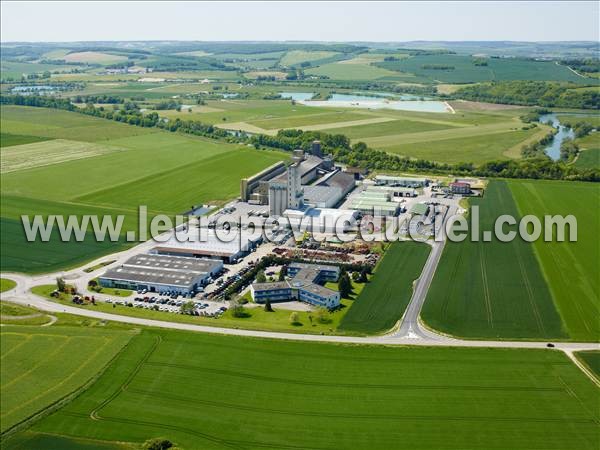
[1, 218, 598, 375]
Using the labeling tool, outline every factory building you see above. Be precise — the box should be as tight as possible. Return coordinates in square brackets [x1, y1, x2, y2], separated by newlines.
[283, 207, 360, 233]
[287, 150, 304, 210]
[366, 185, 417, 198]
[152, 228, 263, 263]
[303, 170, 356, 208]
[240, 161, 286, 202]
[251, 262, 341, 309]
[99, 254, 223, 295]
[349, 187, 401, 217]
[375, 175, 429, 188]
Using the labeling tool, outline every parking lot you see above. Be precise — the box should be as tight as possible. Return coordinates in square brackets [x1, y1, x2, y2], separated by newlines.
[103, 294, 228, 317]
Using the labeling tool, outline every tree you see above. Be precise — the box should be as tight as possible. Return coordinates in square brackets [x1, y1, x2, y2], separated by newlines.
[230, 299, 246, 318]
[289, 312, 300, 325]
[278, 265, 287, 281]
[338, 271, 352, 299]
[264, 299, 274, 312]
[314, 308, 330, 324]
[56, 277, 66, 292]
[256, 270, 267, 283]
[180, 300, 196, 315]
[143, 438, 173, 450]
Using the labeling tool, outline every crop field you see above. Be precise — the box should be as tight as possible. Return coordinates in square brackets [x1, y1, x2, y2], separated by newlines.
[0, 133, 51, 148]
[321, 117, 456, 138]
[339, 242, 430, 334]
[1, 139, 126, 174]
[247, 110, 370, 129]
[62, 51, 128, 65]
[0, 325, 133, 433]
[576, 351, 600, 378]
[280, 50, 340, 66]
[2, 328, 597, 450]
[0, 106, 287, 272]
[379, 128, 541, 164]
[306, 61, 412, 81]
[575, 148, 600, 168]
[376, 54, 589, 83]
[508, 180, 600, 342]
[423, 181, 567, 340]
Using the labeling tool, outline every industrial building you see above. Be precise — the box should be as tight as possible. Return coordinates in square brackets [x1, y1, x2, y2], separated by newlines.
[241, 142, 334, 206]
[152, 228, 263, 263]
[409, 203, 429, 216]
[303, 170, 356, 208]
[283, 207, 360, 233]
[375, 175, 429, 188]
[449, 181, 471, 194]
[348, 187, 401, 217]
[99, 254, 223, 295]
[250, 262, 341, 309]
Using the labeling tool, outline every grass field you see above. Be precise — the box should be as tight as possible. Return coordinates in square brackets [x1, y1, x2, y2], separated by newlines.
[339, 242, 430, 334]
[0, 301, 39, 316]
[508, 180, 600, 342]
[0, 279, 17, 293]
[422, 181, 567, 340]
[0, 325, 133, 433]
[0, 106, 287, 273]
[576, 351, 600, 379]
[3, 328, 598, 450]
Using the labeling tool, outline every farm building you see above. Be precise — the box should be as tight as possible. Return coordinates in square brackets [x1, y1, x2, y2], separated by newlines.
[375, 175, 429, 188]
[251, 262, 341, 309]
[99, 254, 223, 295]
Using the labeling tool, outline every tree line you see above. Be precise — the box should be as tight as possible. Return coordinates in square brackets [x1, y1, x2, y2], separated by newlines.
[2, 94, 598, 182]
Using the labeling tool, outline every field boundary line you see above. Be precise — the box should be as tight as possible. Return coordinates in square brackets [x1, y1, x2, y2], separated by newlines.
[90, 334, 161, 420]
[479, 246, 494, 328]
[0, 330, 138, 439]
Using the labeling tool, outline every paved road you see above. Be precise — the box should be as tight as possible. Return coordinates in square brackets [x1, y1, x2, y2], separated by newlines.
[1, 205, 598, 360]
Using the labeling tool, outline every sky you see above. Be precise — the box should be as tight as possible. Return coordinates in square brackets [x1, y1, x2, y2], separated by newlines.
[1, 1, 598, 43]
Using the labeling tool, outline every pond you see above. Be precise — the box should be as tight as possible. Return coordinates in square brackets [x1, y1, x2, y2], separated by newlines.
[300, 93, 451, 113]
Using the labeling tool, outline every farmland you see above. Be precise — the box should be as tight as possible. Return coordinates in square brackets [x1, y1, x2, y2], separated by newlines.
[376, 54, 589, 83]
[339, 242, 430, 334]
[2, 328, 597, 450]
[0, 325, 133, 433]
[576, 351, 600, 378]
[508, 180, 600, 342]
[0, 106, 287, 272]
[422, 180, 567, 340]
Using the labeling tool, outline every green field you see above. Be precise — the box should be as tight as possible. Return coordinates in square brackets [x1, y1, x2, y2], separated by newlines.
[306, 61, 410, 81]
[376, 54, 589, 83]
[321, 117, 456, 138]
[339, 242, 430, 334]
[576, 351, 600, 379]
[0, 325, 133, 433]
[0, 133, 51, 148]
[575, 148, 600, 168]
[0, 279, 17, 293]
[4, 328, 598, 450]
[0, 106, 287, 273]
[508, 180, 600, 342]
[423, 181, 567, 340]
[280, 50, 340, 67]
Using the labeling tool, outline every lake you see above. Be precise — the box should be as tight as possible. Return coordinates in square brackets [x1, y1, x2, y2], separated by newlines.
[279, 92, 315, 101]
[300, 93, 451, 113]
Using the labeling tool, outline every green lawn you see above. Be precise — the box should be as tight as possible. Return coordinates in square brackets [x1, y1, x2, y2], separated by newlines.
[4, 328, 597, 450]
[422, 181, 567, 340]
[0, 278, 17, 293]
[339, 241, 430, 334]
[0, 325, 134, 433]
[0, 301, 37, 316]
[508, 180, 600, 342]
